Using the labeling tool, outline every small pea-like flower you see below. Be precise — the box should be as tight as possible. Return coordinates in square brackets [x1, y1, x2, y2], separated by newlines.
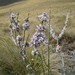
[38, 12, 49, 24]
[16, 35, 22, 46]
[16, 26, 20, 32]
[22, 23, 30, 30]
[31, 50, 39, 56]
[16, 35, 22, 42]
[12, 25, 19, 32]
[12, 25, 16, 30]
[36, 24, 46, 32]
[10, 13, 16, 19]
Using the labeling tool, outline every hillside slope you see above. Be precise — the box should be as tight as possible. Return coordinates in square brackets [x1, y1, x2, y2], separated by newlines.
[0, 0, 75, 37]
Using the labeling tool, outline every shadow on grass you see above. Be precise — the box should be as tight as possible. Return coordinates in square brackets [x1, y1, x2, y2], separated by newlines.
[0, 0, 23, 6]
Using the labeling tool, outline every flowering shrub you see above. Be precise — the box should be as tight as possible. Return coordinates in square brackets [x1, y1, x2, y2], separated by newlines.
[9, 11, 70, 75]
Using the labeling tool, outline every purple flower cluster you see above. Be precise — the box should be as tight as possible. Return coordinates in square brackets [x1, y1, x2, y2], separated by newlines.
[31, 32, 46, 48]
[20, 41, 29, 55]
[22, 13, 30, 31]
[36, 24, 46, 32]
[9, 12, 20, 34]
[16, 35, 22, 46]
[38, 12, 49, 24]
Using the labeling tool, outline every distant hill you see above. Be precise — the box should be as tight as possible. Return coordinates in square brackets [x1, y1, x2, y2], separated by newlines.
[0, 0, 22, 6]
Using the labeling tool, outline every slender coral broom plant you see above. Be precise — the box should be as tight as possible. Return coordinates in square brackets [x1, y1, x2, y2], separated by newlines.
[49, 13, 70, 75]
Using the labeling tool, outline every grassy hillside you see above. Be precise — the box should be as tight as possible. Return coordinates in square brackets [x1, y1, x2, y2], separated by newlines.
[0, 0, 75, 37]
[0, 0, 75, 75]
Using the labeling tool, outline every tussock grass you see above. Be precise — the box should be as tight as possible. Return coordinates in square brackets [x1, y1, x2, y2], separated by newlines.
[0, 35, 27, 75]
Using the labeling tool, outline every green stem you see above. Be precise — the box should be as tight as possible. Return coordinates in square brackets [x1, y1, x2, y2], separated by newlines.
[37, 49, 45, 75]
[41, 47, 48, 67]
[26, 58, 37, 75]
[48, 16, 51, 75]
[48, 44, 50, 75]
[39, 54, 45, 75]
[23, 30, 25, 42]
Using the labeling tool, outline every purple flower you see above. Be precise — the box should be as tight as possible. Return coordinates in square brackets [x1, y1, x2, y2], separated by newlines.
[42, 12, 47, 16]
[38, 12, 49, 24]
[31, 32, 46, 48]
[36, 24, 46, 31]
[22, 23, 30, 30]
